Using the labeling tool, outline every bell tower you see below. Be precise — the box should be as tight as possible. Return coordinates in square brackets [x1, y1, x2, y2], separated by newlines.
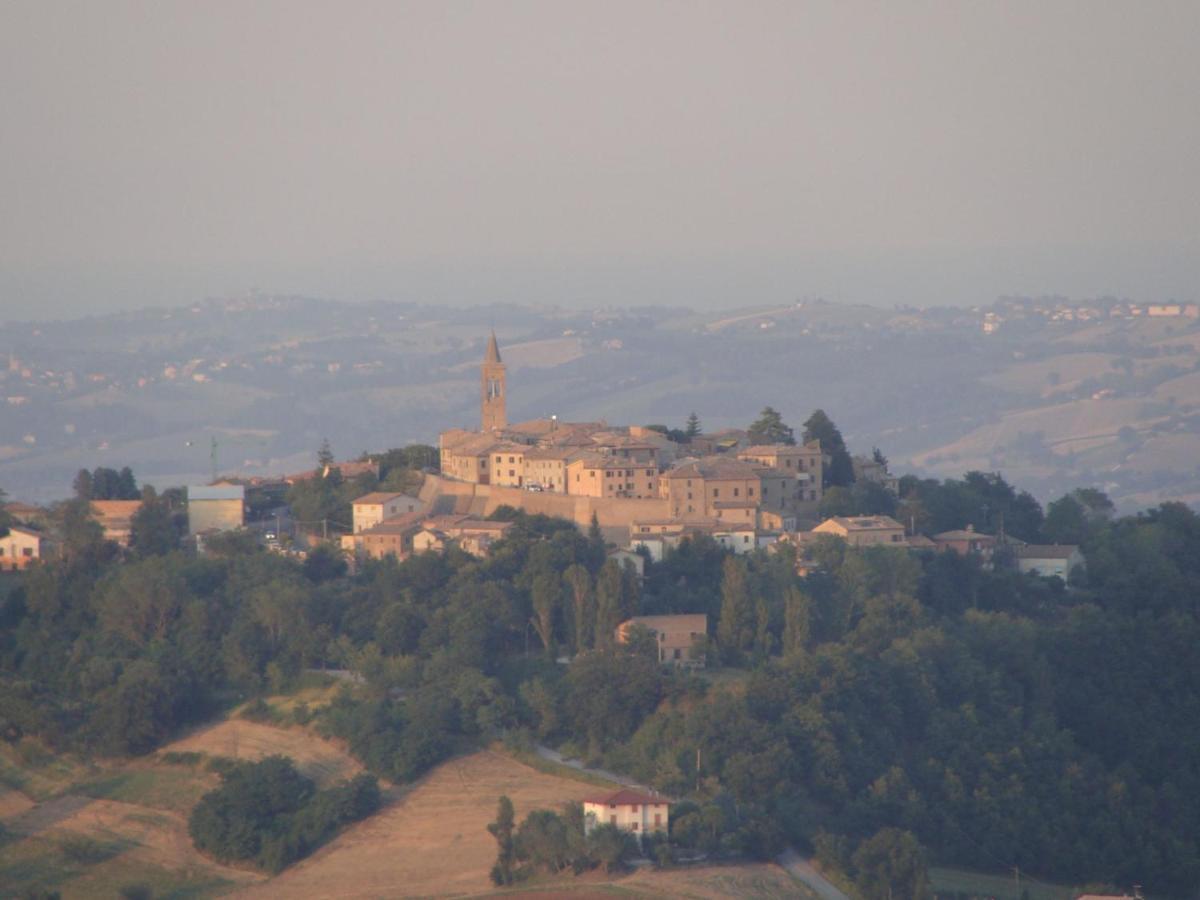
[481, 330, 506, 431]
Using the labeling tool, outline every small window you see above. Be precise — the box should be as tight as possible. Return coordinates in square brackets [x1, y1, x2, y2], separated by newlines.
[655, 814, 662, 827]
[733, 487, 740, 497]
[748, 487, 755, 496]
[631, 804, 639, 813]
[631, 821, 639, 830]
[22, 548, 32, 557]
[713, 488, 720, 498]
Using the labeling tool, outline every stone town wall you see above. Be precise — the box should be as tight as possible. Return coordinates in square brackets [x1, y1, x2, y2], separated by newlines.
[418, 474, 668, 542]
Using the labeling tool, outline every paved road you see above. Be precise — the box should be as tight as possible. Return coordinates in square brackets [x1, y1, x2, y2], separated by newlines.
[535, 745, 852, 900]
[533, 744, 647, 790]
[778, 848, 853, 900]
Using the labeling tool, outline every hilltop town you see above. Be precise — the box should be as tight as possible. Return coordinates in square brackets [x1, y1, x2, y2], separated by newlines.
[5, 294, 1200, 513]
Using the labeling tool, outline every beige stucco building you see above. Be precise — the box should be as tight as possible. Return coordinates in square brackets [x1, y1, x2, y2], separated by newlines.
[187, 485, 245, 536]
[351, 492, 422, 533]
[617, 614, 707, 667]
[90, 500, 143, 546]
[812, 515, 907, 547]
[660, 457, 764, 519]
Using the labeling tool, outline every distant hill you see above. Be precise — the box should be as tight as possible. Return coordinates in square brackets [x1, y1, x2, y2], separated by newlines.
[3, 294, 1198, 510]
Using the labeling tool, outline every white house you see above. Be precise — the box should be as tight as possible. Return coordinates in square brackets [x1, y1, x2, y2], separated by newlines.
[582, 789, 670, 845]
[0, 526, 45, 571]
[1015, 544, 1085, 580]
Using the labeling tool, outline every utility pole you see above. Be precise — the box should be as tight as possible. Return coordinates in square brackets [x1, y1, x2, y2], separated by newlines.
[696, 747, 701, 793]
[210, 436, 219, 484]
[322, 518, 328, 540]
[1013, 865, 1020, 894]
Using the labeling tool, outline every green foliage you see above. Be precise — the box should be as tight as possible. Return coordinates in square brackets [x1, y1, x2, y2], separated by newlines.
[488, 795, 517, 885]
[73, 466, 140, 501]
[747, 406, 795, 446]
[6, 468, 1200, 894]
[187, 756, 379, 873]
[897, 470, 1044, 541]
[851, 828, 930, 900]
[129, 486, 184, 557]
[802, 409, 853, 487]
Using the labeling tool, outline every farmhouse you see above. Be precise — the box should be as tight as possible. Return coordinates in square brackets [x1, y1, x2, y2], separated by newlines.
[932, 526, 997, 559]
[582, 789, 670, 844]
[616, 614, 707, 667]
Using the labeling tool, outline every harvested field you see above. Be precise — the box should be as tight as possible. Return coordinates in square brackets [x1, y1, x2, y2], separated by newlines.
[235, 750, 603, 899]
[609, 862, 809, 898]
[161, 718, 362, 787]
[0, 797, 261, 898]
[0, 785, 34, 819]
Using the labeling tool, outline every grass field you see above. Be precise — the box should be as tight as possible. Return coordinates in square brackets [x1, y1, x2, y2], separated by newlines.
[930, 865, 1077, 900]
[159, 718, 363, 788]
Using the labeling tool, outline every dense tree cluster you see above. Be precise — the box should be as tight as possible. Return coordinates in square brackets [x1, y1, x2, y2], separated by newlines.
[487, 796, 636, 884]
[188, 756, 379, 872]
[73, 466, 139, 501]
[286, 441, 439, 534]
[2, 452, 1200, 893]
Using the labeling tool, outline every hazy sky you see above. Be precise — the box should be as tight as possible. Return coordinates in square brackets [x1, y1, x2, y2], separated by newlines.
[2, 1, 1198, 317]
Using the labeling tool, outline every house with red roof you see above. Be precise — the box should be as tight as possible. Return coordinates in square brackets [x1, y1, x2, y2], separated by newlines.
[582, 789, 670, 844]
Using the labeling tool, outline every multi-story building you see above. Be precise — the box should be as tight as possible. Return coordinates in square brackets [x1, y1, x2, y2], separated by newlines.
[812, 515, 907, 547]
[187, 485, 245, 535]
[583, 789, 670, 845]
[616, 614, 707, 667]
[90, 500, 142, 546]
[352, 492, 423, 533]
[660, 457, 763, 519]
[566, 453, 660, 499]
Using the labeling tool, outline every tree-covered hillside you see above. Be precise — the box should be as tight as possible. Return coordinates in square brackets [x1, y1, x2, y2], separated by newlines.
[1, 476, 1198, 895]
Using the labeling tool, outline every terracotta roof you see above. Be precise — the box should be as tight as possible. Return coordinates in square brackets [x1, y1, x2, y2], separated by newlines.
[4, 502, 42, 517]
[739, 444, 811, 456]
[353, 492, 407, 506]
[823, 516, 904, 531]
[362, 511, 426, 534]
[583, 788, 670, 807]
[663, 456, 763, 480]
[5, 525, 43, 539]
[443, 434, 503, 456]
[523, 446, 582, 461]
[621, 614, 707, 633]
[933, 529, 996, 542]
[90, 500, 142, 519]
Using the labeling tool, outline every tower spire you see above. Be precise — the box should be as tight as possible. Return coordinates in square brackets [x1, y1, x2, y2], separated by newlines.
[481, 331, 507, 431]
